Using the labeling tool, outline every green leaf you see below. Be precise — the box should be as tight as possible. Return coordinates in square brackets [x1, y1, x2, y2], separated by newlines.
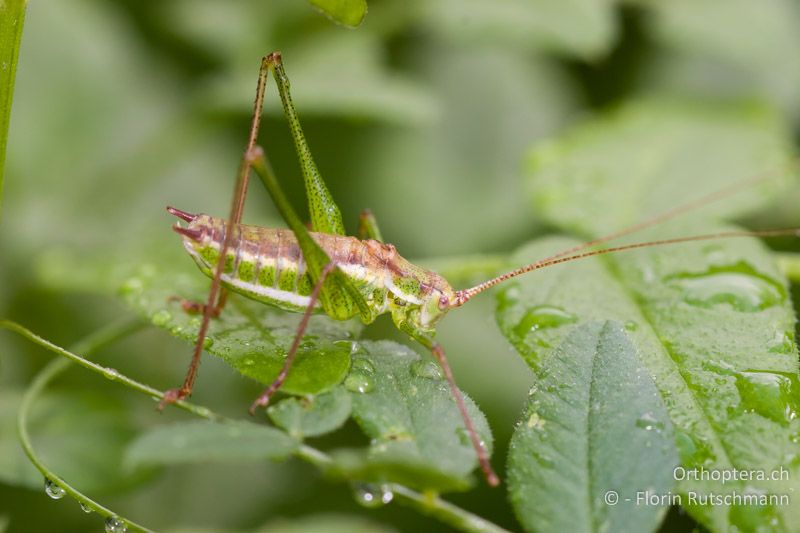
[268, 386, 352, 439]
[125, 420, 297, 469]
[0, 389, 141, 492]
[307, 0, 367, 28]
[340, 340, 492, 492]
[0, 0, 27, 212]
[420, 0, 618, 60]
[122, 264, 360, 395]
[526, 99, 797, 238]
[508, 321, 678, 533]
[497, 230, 800, 531]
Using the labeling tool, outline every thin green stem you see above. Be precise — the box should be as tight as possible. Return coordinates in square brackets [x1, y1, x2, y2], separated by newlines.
[0, 319, 223, 420]
[389, 484, 511, 533]
[3, 319, 505, 533]
[15, 318, 153, 533]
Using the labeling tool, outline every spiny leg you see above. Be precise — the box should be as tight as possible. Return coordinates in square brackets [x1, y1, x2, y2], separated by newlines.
[415, 335, 499, 487]
[160, 56, 272, 409]
[266, 52, 346, 236]
[357, 208, 384, 242]
[253, 54, 371, 321]
[247, 145, 368, 322]
[249, 263, 336, 412]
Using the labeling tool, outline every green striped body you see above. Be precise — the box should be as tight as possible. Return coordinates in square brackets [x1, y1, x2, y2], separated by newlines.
[177, 214, 456, 334]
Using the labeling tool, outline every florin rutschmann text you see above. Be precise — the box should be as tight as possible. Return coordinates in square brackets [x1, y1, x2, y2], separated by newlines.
[602, 467, 791, 508]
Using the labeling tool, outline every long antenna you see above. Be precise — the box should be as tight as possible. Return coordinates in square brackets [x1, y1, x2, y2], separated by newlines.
[462, 229, 800, 292]
[455, 165, 797, 305]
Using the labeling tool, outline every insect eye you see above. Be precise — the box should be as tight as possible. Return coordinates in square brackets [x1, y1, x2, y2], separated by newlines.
[438, 295, 449, 310]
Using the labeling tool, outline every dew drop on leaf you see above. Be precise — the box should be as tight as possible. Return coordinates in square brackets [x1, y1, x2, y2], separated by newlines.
[735, 371, 800, 424]
[44, 478, 65, 500]
[512, 305, 577, 339]
[120, 277, 143, 295]
[344, 372, 374, 394]
[635, 412, 664, 432]
[664, 264, 785, 312]
[80, 502, 93, 513]
[767, 331, 795, 354]
[411, 360, 443, 380]
[151, 309, 172, 326]
[104, 516, 127, 533]
[455, 426, 471, 447]
[351, 357, 375, 375]
[103, 367, 120, 381]
[353, 483, 393, 508]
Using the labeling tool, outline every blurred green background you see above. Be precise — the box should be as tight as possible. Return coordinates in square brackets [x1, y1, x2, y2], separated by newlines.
[2, 1, 800, 531]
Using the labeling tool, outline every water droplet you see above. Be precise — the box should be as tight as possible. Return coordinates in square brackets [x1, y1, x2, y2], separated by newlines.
[664, 263, 785, 312]
[527, 411, 545, 430]
[624, 320, 638, 331]
[151, 310, 172, 326]
[512, 305, 577, 340]
[240, 356, 256, 367]
[344, 372, 374, 394]
[120, 277, 142, 295]
[411, 360, 443, 380]
[202, 337, 214, 349]
[44, 478, 65, 499]
[103, 368, 120, 381]
[80, 502, 93, 513]
[335, 339, 364, 355]
[674, 430, 716, 466]
[735, 371, 800, 424]
[299, 340, 315, 350]
[351, 357, 375, 375]
[455, 426, 471, 446]
[354, 484, 393, 508]
[636, 412, 664, 432]
[767, 331, 795, 354]
[532, 449, 555, 468]
[105, 516, 127, 533]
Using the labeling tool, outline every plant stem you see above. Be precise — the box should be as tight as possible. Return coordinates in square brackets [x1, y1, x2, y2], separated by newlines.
[0, 319, 223, 421]
[15, 318, 154, 533]
[2, 319, 507, 533]
[389, 484, 511, 533]
[0, 0, 27, 214]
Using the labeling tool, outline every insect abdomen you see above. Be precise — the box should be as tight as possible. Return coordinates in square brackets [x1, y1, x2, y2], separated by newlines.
[184, 221, 319, 314]
[174, 214, 456, 328]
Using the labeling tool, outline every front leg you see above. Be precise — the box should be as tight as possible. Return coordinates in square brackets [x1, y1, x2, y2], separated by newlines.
[412, 332, 500, 487]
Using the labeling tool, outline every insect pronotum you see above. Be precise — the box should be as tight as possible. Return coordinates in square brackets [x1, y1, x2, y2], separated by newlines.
[160, 52, 800, 487]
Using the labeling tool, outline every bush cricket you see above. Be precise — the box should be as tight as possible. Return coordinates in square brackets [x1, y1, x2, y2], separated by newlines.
[160, 52, 800, 487]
